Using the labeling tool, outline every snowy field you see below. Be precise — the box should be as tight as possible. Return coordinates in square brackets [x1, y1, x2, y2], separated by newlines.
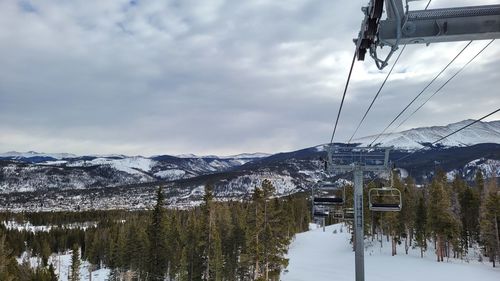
[282, 223, 500, 281]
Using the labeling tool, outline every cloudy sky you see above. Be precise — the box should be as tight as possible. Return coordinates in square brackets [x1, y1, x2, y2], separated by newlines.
[1, 0, 499, 156]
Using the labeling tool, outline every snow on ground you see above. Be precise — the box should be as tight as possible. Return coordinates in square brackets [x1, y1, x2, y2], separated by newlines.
[282, 223, 500, 281]
[51, 253, 110, 281]
[3, 221, 97, 232]
[154, 169, 186, 180]
[17, 251, 110, 281]
[67, 156, 154, 175]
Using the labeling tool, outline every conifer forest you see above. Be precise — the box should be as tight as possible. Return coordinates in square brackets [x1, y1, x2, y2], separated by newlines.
[0, 172, 499, 280]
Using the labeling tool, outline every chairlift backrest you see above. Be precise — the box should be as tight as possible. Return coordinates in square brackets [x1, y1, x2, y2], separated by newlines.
[368, 187, 402, 212]
[313, 181, 346, 206]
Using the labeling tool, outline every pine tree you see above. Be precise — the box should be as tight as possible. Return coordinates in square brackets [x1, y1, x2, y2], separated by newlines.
[200, 184, 224, 281]
[48, 263, 58, 281]
[244, 184, 265, 280]
[70, 244, 80, 281]
[414, 192, 428, 258]
[147, 186, 169, 280]
[40, 239, 52, 267]
[401, 176, 417, 254]
[479, 178, 500, 267]
[475, 170, 485, 198]
[0, 234, 18, 281]
[427, 170, 460, 262]
[455, 176, 480, 251]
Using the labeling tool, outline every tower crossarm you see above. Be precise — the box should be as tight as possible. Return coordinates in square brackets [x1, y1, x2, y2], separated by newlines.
[379, 5, 500, 46]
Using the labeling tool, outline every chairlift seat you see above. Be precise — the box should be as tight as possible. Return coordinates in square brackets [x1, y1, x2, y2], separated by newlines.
[313, 211, 329, 217]
[344, 208, 354, 220]
[370, 203, 401, 211]
[368, 187, 402, 212]
[314, 197, 343, 204]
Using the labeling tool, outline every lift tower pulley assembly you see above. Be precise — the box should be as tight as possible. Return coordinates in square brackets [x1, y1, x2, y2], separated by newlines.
[355, 0, 500, 69]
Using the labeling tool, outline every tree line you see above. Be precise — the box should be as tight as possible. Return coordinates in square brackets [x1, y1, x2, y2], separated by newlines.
[0, 171, 498, 281]
[340, 170, 499, 267]
[0, 180, 310, 280]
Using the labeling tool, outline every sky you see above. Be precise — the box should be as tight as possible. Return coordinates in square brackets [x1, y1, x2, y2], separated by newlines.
[0, 0, 499, 156]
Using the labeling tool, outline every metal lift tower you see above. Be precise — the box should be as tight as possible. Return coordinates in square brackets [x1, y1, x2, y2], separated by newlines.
[326, 146, 391, 281]
[355, 0, 500, 69]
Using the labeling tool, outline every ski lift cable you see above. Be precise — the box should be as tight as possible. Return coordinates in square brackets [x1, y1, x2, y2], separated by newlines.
[349, 0, 434, 144]
[395, 107, 500, 162]
[329, 51, 357, 144]
[392, 39, 495, 132]
[347, 45, 407, 144]
[424, 0, 432, 10]
[369, 40, 473, 146]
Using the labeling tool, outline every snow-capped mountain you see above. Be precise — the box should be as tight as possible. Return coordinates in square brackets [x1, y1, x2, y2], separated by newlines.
[0, 151, 78, 160]
[0, 152, 272, 194]
[0, 119, 499, 211]
[352, 120, 500, 149]
[175, 152, 271, 159]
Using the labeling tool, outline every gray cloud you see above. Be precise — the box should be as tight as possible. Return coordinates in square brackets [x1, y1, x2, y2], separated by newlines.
[0, 0, 499, 156]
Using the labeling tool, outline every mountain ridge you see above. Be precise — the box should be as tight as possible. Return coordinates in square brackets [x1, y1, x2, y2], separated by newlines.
[2, 119, 499, 160]
[1, 119, 499, 211]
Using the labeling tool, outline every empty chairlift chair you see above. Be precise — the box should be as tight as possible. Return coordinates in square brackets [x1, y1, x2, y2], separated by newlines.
[368, 187, 402, 212]
[332, 208, 344, 220]
[313, 205, 330, 218]
[343, 208, 354, 221]
[313, 181, 345, 206]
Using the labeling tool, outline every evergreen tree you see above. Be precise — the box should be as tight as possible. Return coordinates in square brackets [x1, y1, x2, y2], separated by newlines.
[48, 263, 58, 281]
[479, 179, 500, 267]
[244, 184, 265, 280]
[200, 184, 224, 281]
[456, 176, 480, 251]
[414, 192, 428, 258]
[0, 234, 18, 281]
[40, 239, 52, 267]
[475, 170, 485, 198]
[427, 170, 460, 262]
[147, 186, 169, 280]
[70, 244, 80, 281]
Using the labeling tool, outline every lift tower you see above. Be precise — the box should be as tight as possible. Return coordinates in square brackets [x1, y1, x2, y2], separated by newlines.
[355, 0, 500, 69]
[326, 146, 391, 281]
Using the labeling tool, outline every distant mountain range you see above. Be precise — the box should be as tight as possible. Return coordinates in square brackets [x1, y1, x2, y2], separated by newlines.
[352, 119, 500, 149]
[0, 119, 499, 211]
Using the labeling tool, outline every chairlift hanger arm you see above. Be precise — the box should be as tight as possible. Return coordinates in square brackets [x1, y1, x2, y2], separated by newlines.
[355, 0, 500, 69]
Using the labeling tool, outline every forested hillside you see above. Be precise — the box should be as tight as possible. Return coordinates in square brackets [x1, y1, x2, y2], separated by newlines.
[0, 170, 498, 280]
[0, 181, 310, 280]
[338, 170, 499, 266]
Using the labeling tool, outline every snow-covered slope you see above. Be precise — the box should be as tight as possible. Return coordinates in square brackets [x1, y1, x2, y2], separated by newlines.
[67, 156, 154, 177]
[352, 120, 500, 149]
[283, 223, 500, 281]
[175, 152, 270, 159]
[447, 158, 500, 181]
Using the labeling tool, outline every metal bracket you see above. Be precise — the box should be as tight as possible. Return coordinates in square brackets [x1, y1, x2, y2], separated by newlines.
[354, 1, 500, 69]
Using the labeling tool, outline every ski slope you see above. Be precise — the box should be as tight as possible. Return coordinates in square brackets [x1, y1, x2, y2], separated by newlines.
[282, 224, 500, 281]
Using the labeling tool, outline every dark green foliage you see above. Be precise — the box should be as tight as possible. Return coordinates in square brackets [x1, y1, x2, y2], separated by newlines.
[147, 186, 169, 280]
[479, 179, 500, 267]
[70, 244, 80, 281]
[414, 192, 428, 257]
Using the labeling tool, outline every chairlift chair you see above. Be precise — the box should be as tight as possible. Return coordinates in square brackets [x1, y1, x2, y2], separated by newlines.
[368, 187, 402, 211]
[343, 208, 354, 220]
[312, 181, 346, 206]
[313, 205, 330, 218]
[332, 208, 344, 219]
